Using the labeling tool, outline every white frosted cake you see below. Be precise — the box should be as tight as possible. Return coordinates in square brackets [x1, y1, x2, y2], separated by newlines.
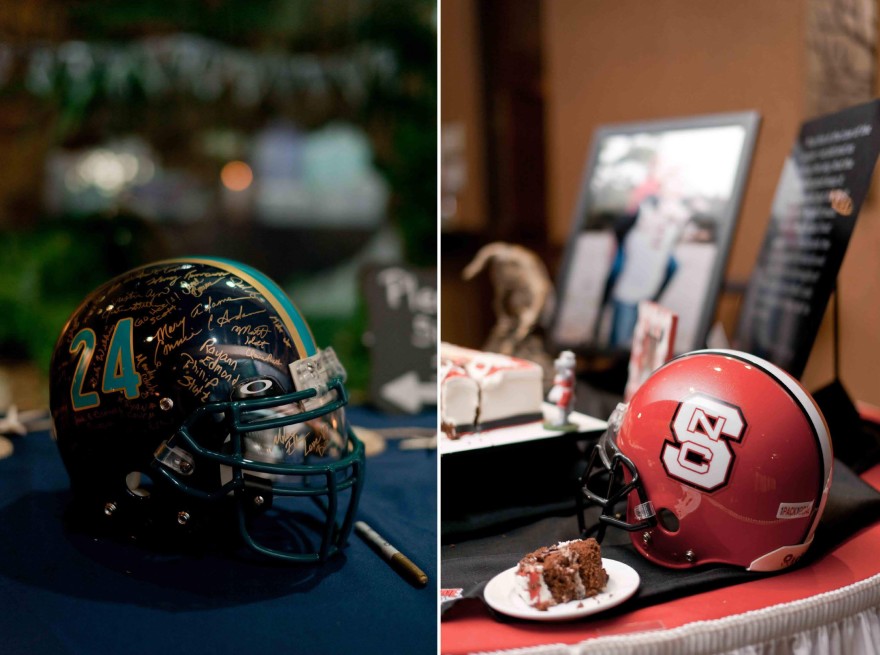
[440, 343, 543, 439]
[514, 538, 608, 611]
[439, 359, 480, 435]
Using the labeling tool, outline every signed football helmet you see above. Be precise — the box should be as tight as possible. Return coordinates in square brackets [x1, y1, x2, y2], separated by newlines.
[578, 349, 833, 571]
[50, 258, 365, 563]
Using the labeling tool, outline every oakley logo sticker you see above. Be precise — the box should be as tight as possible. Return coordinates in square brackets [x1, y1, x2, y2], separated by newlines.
[662, 394, 746, 492]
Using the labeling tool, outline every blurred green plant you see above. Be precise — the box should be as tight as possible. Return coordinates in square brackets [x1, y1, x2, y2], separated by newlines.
[0, 215, 154, 372]
[357, 0, 437, 268]
[0, 0, 436, 402]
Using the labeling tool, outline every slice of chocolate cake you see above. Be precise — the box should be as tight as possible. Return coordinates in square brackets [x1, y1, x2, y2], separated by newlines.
[514, 538, 608, 610]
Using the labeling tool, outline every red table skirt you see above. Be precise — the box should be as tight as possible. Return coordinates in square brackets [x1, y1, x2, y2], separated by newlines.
[441, 464, 880, 654]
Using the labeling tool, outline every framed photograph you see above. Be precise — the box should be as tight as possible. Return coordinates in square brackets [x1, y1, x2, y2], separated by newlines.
[551, 112, 760, 356]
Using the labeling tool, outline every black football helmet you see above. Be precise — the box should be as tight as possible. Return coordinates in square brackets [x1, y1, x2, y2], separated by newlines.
[49, 258, 365, 563]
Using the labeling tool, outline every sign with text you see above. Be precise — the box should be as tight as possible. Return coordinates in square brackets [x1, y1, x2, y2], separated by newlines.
[735, 99, 880, 377]
[361, 264, 437, 414]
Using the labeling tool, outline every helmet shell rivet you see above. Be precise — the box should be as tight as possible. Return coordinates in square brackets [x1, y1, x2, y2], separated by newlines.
[159, 398, 174, 411]
[642, 531, 652, 547]
[177, 511, 190, 525]
[253, 495, 265, 507]
[104, 502, 117, 516]
[685, 549, 696, 563]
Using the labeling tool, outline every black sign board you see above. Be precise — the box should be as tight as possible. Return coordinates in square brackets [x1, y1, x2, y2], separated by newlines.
[361, 264, 437, 414]
[735, 99, 880, 377]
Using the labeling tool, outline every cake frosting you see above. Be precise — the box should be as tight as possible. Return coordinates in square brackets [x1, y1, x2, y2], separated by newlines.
[440, 343, 543, 438]
[439, 359, 480, 435]
[513, 538, 608, 611]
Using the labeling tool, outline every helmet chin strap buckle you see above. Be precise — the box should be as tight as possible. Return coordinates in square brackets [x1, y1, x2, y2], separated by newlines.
[154, 441, 195, 476]
[289, 348, 347, 410]
[633, 500, 656, 521]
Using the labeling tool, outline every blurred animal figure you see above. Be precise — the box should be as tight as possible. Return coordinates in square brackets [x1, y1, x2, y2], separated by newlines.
[463, 242, 555, 385]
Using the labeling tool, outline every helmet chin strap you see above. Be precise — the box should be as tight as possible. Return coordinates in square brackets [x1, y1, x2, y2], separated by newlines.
[578, 425, 657, 542]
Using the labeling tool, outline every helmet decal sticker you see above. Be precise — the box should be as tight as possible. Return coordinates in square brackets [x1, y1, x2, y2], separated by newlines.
[68, 327, 100, 411]
[100, 318, 142, 400]
[776, 501, 814, 519]
[662, 393, 747, 492]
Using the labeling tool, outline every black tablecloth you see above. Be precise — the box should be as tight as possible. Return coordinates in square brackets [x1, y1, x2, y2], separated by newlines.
[441, 458, 880, 618]
[0, 408, 436, 655]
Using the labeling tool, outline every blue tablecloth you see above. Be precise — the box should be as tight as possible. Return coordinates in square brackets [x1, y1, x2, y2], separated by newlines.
[0, 407, 437, 655]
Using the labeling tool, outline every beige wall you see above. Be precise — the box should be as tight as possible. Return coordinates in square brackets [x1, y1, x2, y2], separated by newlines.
[441, 0, 880, 404]
[542, 0, 880, 405]
[440, 0, 488, 232]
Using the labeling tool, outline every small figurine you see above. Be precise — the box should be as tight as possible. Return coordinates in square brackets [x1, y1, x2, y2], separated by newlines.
[545, 350, 577, 430]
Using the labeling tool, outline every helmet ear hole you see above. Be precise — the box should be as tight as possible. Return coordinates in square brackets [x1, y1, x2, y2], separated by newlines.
[657, 508, 680, 533]
[126, 471, 155, 498]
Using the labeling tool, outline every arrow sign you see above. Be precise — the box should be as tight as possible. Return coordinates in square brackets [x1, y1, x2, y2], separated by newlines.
[361, 264, 437, 414]
[380, 371, 436, 414]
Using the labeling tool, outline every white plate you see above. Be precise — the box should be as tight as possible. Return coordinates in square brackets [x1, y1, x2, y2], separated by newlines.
[483, 558, 640, 621]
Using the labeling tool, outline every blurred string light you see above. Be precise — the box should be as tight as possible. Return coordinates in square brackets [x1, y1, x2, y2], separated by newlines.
[253, 122, 389, 228]
[63, 143, 155, 196]
[0, 35, 397, 107]
[220, 161, 253, 192]
[45, 137, 193, 219]
[47, 123, 388, 226]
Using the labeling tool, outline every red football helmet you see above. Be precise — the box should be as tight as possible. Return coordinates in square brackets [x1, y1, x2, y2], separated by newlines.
[578, 349, 833, 571]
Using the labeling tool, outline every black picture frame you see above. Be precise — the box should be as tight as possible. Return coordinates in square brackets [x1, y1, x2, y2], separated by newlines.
[551, 111, 761, 357]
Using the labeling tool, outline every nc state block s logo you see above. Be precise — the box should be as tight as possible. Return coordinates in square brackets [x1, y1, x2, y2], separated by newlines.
[661, 394, 747, 492]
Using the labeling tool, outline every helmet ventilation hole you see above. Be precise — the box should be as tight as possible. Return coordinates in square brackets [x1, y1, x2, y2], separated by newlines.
[657, 508, 680, 533]
[125, 471, 154, 497]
